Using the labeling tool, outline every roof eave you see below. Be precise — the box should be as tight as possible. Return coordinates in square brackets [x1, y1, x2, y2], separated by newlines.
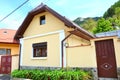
[69, 29, 94, 41]
[14, 4, 95, 40]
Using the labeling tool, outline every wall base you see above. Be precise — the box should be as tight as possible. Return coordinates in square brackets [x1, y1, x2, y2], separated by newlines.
[20, 66, 120, 80]
[20, 66, 61, 70]
[98, 78, 118, 80]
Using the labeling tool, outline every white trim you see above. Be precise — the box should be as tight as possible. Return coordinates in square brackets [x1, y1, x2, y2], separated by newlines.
[31, 57, 47, 60]
[31, 45, 34, 59]
[63, 41, 67, 67]
[23, 30, 64, 40]
[20, 38, 24, 66]
[59, 30, 66, 67]
[31, 44, 47, 60]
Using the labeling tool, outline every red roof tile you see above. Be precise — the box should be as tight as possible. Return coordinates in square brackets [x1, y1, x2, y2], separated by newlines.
[0, 29, 19, 43]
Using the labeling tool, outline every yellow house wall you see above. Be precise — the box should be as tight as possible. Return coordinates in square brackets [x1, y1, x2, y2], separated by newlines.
[66, 36, 120, 68]
[12, 55, 19, 71]
[0, 43, 19, 55]
[22, 33, 61, 67]
[22, 11, 120, 68]
[23, 12, 73, 37]
[66, 34, 90, 46]
[66, 45, 97, 67]
[115, 39, 120, 67]
[21, 10, 93, 68]
[22, 11, 90, 67]
[65, 32, 94, 67]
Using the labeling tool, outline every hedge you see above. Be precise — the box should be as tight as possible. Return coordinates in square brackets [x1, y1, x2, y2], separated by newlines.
[12, 68, 93, 80]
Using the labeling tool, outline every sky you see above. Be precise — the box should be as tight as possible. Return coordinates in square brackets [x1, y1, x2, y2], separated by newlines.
[0, 0, 119, 30]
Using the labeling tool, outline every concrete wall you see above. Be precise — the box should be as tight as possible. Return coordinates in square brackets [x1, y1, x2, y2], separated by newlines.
[22, 33, 61, 67]
[114, 37, 120, 67]
[23, 12, 73, 37]
[66, 36, 120, 68]
[66, 45, 97, 67]
[12, 55, 19, 71]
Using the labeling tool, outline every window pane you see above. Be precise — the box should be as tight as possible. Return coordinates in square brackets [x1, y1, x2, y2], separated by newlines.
[33, 42, 47, 57]
[42, 48, 47, 57]
[6, 49, 11, 55]
[41, 20, 45, 25]
[40, 15, 45, 25]
[0, 49, 6, 55]
[36, 48, 41, 57]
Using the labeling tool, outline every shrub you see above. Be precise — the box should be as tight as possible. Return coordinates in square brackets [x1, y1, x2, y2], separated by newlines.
[12, 68, 93, 80]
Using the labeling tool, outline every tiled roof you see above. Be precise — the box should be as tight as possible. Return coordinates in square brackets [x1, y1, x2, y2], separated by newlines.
[0, 29, 19, 43]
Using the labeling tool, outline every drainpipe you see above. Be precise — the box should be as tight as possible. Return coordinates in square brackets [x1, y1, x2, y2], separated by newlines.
[61, 33, 73, 68]
[18, 43, 21, 70]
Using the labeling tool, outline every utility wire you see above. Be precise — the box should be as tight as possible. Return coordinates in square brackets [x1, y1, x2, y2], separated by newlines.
[0, 0, 29, 22]
[0, 0, 49, 23]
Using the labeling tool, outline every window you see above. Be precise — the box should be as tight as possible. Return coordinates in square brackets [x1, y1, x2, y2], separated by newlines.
[40, 15, 45, 25]
[33, 42, 47, 57]
[0, 48, 11, 55]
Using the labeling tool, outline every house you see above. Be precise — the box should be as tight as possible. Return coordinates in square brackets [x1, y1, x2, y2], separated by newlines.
[15, 3, 120, 79]
[0, 29, 19, 74]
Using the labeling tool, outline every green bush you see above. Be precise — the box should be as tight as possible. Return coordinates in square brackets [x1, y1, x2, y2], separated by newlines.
[12, 68, 93, 80]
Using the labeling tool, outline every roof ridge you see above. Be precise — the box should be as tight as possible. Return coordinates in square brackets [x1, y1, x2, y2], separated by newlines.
[15, 4, 95, 39]
[31, 3, 46, 12]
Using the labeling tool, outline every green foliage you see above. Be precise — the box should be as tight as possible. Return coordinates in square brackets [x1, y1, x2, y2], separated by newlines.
[115, 7, 120, 17]
[102, 1, 120, 31]
[73, 17, 99, 33]
[73, 0, 120, 34]
[73, 17, 100, 26]
[73, 17, 84, 25]
[103, 0, 120, 18]
[93, 18, 114, 34]
[81, 18, 97, 33]
[12, 68, 93, 80]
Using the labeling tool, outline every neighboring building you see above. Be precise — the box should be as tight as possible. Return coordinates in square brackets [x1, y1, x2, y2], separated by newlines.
[14, 3, 120, 79]
[0, 29, 19, 74]
[95, 30, 120, 39]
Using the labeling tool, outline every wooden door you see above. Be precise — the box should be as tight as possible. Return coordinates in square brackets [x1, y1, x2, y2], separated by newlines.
[0, 56, 12, 74]
[95, 39, 117, 78]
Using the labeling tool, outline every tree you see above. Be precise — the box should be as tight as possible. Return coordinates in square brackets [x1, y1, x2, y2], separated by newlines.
[109, 7, 120, 27]
[115, 7, 120, 18]
[73, 1, 120, 34]
[81, 18, 97, 33]
[103, 0, 120, 18]
[93, 18, 114, 34]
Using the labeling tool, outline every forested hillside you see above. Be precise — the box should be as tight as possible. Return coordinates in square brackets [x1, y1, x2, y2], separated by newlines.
[103, 0, 120, 18]
[73, 0, 120, 34]
[73, 17, 100, 33]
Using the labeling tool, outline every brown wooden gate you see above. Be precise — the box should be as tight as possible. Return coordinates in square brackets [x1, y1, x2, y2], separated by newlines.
[0, 56, 12, 74]
[95, 39, 117, 78]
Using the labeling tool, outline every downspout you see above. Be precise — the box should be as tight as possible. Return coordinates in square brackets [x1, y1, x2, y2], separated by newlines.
[61, 33, 73, 68]
[18, 43, 21, 70]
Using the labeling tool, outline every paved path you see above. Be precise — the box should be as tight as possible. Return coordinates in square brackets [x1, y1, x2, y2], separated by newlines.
[0, 74, 11, 80]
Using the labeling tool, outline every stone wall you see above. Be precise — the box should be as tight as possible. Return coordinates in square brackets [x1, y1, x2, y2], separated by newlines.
[20, 66, 98, 80]
[20, 66, 120, 80]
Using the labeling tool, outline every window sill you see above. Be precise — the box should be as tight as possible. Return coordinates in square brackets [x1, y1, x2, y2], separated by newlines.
[31, 57, 47, 60]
